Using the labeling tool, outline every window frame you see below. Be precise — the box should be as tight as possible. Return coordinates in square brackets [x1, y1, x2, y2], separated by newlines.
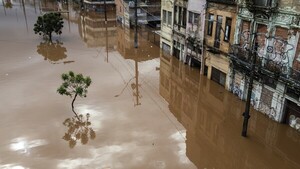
[207, 13, 214, 36]
[224, 17, 232, 42]
[167, 11, 172, 25]
[163, 10, 167, 24]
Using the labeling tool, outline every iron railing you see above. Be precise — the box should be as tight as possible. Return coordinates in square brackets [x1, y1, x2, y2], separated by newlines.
[229, 44, 300, 91]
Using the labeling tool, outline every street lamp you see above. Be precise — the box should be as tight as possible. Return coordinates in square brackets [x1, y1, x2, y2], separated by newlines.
[241, 33, 257, 137]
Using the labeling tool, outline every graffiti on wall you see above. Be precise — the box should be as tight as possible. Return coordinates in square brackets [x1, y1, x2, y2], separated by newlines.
[257, 103, 277, 120]
[232, 73, 244, 99]
[289, 115, 300, 131]
[240, 30, 295, 75]
[232, 83, 243, 99]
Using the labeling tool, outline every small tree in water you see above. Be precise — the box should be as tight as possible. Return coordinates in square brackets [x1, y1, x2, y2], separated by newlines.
[33, 13, 64, 42]
[57, 71, 92, 117]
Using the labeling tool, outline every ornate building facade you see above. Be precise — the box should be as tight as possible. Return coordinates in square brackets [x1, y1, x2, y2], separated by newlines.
[229, 0, 300, 130]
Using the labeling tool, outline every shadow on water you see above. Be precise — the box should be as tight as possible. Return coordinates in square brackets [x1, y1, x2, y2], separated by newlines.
[159, 54, 300, 169]
[62, 113, 96, 148]
[36, 41, 74, 64]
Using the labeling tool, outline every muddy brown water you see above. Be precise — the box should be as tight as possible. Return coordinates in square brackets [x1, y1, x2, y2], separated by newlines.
[0, 1, 300, 169]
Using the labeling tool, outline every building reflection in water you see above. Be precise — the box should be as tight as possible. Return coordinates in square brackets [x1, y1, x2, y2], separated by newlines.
[116, 26, 159, 106]
[36, 41, 74, 64]
[159, 53, 300, 169]
[78, 5, 117, 50]
[62, 113, 96, 148]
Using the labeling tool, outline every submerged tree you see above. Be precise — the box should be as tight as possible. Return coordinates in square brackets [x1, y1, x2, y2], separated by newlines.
[33, 12, 64, 42]
[57, 71, 92, 117]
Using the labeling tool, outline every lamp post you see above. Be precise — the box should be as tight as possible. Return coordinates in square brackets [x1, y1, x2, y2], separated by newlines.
[241, 39, 258, 137]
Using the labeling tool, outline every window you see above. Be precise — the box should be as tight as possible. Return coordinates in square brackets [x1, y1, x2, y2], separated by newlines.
[162, 42, 171, 54]
[194, 13, 199, 25]
[163, 10, 167, 23]
[253, 0, 272, 7]
[188, 12, 200, 25]
[174, 6, 186, 27]
[224, 17, 232, 42]
[167, 11, 172, 25]
[182, 8, 186, 27]
[262, 76, 277, 88]
[174, 6, 178, 24]
[188, 11, 193, 24]
[214, 15, 223, 48]
[287, 87, 300, 99]
[207, 14, 214, 36]
[240, 20, 251, 46]
[178, 7, 182, 25]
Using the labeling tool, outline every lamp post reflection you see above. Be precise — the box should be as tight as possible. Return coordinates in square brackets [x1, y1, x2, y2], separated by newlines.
[132, 58, 141, 106]
[21, 0, 28, 32]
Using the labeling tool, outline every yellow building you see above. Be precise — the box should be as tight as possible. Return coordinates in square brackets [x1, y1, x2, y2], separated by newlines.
[204, 0, 236, 89]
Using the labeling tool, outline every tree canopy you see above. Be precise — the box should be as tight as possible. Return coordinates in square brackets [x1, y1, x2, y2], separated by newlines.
[57, 71, 92, 117]
[34, 12, 64, 42]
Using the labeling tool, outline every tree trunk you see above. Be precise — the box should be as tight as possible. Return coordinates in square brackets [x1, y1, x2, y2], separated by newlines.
[71, 93, 80, 120]
[48, 32, 52, 43]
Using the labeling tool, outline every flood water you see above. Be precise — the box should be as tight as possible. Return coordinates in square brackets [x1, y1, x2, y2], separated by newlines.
[0, 1, 300, 169]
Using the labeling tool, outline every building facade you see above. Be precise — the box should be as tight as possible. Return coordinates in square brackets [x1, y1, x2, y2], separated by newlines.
[79, 5, 117, 49]
[229, 0, 300, 130]
[185, 0, 206, 69]
[172, 0, 188, 62]
[159, 0, 300, 131]
[160, 0, 173, 55]
[204, 0, 236, 90]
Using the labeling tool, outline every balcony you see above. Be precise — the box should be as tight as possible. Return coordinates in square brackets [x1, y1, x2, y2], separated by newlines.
[253, 0, 272, 7]
[245, 0, 278, 12]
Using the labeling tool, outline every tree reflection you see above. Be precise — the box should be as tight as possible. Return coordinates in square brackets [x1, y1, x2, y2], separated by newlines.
[36, 41, 70, 64]
[62, 113, 96, 148]
[4, 0, 12, 8]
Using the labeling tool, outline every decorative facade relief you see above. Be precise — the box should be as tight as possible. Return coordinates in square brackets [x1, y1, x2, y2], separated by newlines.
[275, 13, 293, 25]
[291, 16, 300, 28]
[239, 8, 253, 18]
[255, 13, 269, 22]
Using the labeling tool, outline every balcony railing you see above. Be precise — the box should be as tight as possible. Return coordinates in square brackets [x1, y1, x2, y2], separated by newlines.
[245, 0, 277, 12]
[229, 44, 300, 89]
